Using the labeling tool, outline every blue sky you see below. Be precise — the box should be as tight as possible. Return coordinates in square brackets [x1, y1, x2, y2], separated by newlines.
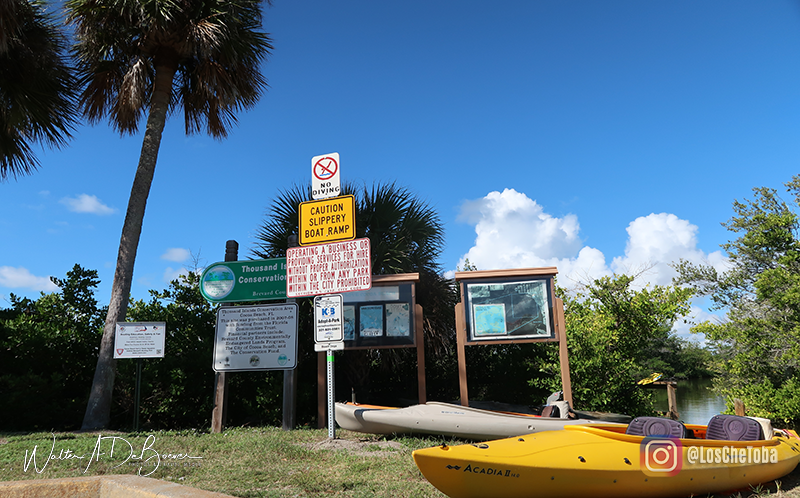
[2, 1, 799, 338]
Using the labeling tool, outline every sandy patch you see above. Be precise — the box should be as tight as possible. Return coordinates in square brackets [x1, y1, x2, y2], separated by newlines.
[303, 438, 404, 456]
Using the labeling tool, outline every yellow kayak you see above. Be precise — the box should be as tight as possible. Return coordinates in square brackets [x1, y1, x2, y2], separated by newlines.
[413, 416, 800, 498]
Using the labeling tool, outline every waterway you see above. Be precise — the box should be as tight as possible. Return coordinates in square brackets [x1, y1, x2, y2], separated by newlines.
[652, 377, 728, 425]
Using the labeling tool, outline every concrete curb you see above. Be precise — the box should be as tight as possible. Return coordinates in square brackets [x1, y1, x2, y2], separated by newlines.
[0, 475, 238, 497]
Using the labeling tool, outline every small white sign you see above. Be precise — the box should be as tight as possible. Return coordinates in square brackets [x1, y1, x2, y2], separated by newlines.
[286, 238, 372, 297]
[213, 303, 298, 372]
[315, 294, 343, 343]
[114, 322, 166, 359]
[314, 341, 345, 352]
[312, 152, 341, 200]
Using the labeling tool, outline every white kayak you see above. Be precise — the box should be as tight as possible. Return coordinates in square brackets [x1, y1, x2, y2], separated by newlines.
[334, 401, 618, 440]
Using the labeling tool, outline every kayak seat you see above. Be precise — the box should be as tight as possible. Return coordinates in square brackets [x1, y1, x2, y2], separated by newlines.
[706, 415, 763, 441]
[541, 405, 560, 417]
[625, 417, 689, 438]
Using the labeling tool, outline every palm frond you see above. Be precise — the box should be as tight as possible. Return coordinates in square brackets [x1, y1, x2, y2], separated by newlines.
[1, 0, 78, 180]
[252, 183, 311, 258]
[67, 0, 272, 137]
[252, 180, 457, 358]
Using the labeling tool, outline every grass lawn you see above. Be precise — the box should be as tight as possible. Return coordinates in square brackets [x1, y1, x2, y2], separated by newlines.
[1, 427, 799, 498]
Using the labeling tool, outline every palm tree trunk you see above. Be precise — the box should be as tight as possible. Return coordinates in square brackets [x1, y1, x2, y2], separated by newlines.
[81, 61, 177, 430]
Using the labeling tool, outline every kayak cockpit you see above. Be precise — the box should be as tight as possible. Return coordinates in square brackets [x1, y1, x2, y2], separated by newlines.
[567, 414, 789, 448]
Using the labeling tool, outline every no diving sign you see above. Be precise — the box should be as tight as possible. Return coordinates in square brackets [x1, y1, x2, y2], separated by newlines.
[312, 153, 341, 200]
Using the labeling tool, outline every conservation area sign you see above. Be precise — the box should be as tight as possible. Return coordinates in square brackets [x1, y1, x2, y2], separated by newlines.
[200, 258, 287, 303]
[213, 303, 298, 372]
[114, 322, 166, 359]
[298, 195, 355, 246]
[286, 238, 372, 298]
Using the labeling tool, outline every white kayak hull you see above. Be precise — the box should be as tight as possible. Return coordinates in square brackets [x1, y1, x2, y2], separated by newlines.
[334, 402, 615, 440]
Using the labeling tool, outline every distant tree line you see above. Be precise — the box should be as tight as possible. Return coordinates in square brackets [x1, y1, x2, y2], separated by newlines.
[0, 267, 710, 431]
[675, 175, 800, 428]
[17, 177, 800, 433]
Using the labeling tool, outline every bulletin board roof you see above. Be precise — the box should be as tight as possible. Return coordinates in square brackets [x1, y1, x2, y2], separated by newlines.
[371, 273, 420, 284]
[454, 267, 558, 281]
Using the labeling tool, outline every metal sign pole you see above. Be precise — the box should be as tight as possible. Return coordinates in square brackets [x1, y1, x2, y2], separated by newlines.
[327, 350, 335, 439]
[283, 235, 299, 431]
[134, 358, 142, 431]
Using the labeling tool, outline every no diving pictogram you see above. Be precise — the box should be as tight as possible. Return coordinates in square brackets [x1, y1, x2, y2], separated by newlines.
[314, 156, 338, 180]
[311, 152, 341, 200]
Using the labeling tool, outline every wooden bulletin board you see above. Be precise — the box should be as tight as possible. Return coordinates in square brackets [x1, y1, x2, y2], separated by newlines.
[454, 267, 573, 408]
[317, 273, 426, 427]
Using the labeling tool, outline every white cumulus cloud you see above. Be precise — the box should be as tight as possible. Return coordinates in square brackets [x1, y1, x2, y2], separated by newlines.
[161, 248, 191, 262]
[0, 266, 59, 292]
[458, 188, 585, 269]
[610, 213, 727, 288]
[457, 189, 726, 293]
[60, 194, 116, 215]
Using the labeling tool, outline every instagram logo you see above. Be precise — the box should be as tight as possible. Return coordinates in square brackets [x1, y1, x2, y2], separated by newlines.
[640, 437, 683, 476]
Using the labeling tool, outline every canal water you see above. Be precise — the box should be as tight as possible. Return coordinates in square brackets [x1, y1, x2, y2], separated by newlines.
[651, 377, 728, 425]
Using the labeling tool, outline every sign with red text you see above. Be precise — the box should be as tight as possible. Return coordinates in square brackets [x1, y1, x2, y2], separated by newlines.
[286, 238, 372, 297]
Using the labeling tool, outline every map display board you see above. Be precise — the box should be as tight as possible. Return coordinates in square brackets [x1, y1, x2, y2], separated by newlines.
[463, 277, 555, 342]
[213, 303, 298, 372]
[341, 282, 415, 349]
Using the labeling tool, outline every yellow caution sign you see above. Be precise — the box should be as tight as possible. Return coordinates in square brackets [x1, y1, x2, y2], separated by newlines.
[298, 195, 356, 246]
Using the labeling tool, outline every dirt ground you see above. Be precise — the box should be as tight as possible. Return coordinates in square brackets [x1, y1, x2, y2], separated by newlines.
[747, 464, 800, 497]
[304, 437, 405, 456]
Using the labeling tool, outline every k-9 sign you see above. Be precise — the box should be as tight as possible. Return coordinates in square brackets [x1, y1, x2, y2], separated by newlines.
[315, 294, 343, 343]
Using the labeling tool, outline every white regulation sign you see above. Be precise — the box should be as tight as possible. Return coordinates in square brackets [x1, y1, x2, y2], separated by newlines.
[114, 322, 166, 359]
[213, 303, 298, 372]
[311, 152, 341, 200]
[286, 238, 371, 298]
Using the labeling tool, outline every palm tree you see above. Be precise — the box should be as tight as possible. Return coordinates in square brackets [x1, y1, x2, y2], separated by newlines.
[253, 182, 457, 401]
[67, 0, 273, 429]
[0, 0, 77, 180]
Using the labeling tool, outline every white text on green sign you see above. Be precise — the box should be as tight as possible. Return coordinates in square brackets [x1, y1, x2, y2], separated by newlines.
[200, 258, 287, 303]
